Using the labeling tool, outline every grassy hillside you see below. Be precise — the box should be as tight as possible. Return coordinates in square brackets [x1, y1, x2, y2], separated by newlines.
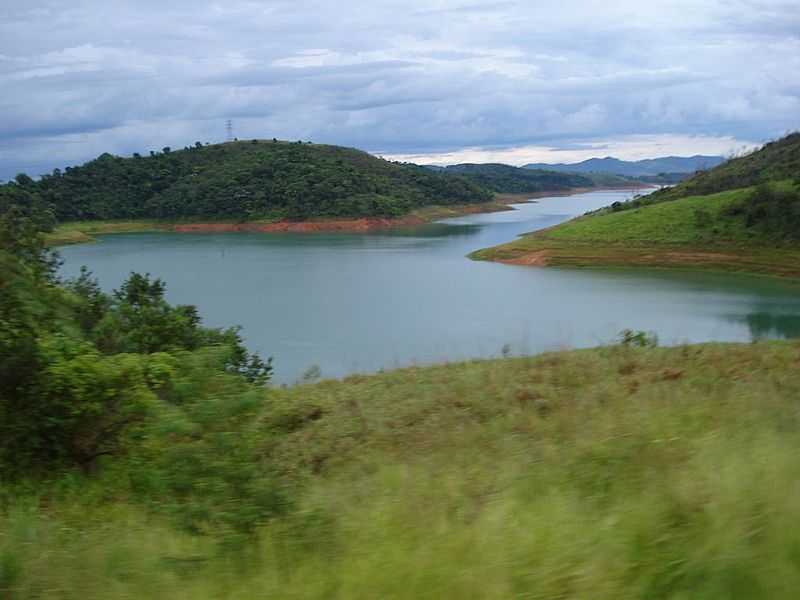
[472, 183, 800, 277]
[1, 140, 493, 222]
[637, 133, 800, 207]
[474, 133, 800, 277]
[5, 340, 800, 598]
[441, 163, 594, 194]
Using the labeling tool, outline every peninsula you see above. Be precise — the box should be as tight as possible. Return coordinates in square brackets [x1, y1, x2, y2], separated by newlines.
[472, 133, 800, 278]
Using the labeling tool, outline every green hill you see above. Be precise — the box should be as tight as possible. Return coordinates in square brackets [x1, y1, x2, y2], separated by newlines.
[441, 163, 594, 194]
[472, 133, 800, 277]
[1, 140, 493, 222]
[631, 132, 800, 208]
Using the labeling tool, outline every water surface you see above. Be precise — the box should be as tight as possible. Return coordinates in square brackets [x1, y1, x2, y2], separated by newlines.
[58, 190, 800, 383]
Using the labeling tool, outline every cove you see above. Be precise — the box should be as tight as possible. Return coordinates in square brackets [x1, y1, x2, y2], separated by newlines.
[58, 190, 800, 384]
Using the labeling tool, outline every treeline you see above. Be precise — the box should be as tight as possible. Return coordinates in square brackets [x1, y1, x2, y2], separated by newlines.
[0, 197, 285, 540]
[1, 141, 493, 222]
[441, 163, 593, 194]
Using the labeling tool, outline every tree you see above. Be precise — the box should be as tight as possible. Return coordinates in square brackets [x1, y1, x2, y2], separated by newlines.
[14, 173, 33, 187]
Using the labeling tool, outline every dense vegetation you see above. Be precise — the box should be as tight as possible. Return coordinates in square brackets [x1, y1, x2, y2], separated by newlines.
[0, 141, 493, 222]
[723, 182, 800, 240]
[0, 198, 283, 541]
[4, 325, 800, 596]
[437, 163, 593, 194]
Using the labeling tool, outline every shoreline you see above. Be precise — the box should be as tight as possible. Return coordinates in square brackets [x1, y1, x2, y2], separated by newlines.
[470, 184, 800, 280]
[47, 188, 618, 247]
[46, 186, 648, 247]
[46, 201, 511, 246]
[471, 239, 800, 280]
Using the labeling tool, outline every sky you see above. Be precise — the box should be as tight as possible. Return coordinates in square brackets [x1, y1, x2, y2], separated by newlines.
[1, 0, 798, 180]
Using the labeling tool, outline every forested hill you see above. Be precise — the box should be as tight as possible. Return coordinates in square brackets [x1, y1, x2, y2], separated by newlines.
[438, 163, 593, 194]
[1, 141, 495, 222]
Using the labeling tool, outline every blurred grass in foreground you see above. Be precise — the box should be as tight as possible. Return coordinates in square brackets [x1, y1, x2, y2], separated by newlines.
[4, 340, 800, 599]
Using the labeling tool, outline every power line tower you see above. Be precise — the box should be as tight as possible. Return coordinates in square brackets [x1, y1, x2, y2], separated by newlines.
[225, 119, 233, 142]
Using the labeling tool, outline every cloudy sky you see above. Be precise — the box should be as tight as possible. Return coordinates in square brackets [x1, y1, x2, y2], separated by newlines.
[1, 0, 798, 180]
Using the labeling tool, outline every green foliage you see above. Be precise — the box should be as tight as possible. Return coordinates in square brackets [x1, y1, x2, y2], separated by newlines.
[0, 201, 271, 477]
[443, 162, 593, 193]
[4, 141, 493, 222]
[723, 182, 800, 240]
[4, 341, 800, 598]
[621, 132, 800, 210]
[618, 328, 658, 347]
[136, 364, 288, 542]
[473, 184, 800, 277]
[0, 184, 58, 276]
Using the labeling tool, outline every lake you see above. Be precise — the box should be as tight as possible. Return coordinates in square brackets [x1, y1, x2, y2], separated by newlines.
[58, 190, 800, 384]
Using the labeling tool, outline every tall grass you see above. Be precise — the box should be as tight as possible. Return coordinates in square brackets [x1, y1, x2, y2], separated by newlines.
[4, 341, 800, 598]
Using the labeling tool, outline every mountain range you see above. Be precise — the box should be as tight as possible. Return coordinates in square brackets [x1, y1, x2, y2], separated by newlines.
[522, 155, 725, 177]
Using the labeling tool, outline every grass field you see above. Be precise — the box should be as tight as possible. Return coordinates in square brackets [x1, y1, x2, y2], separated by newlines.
[4, 340, 800, 598]
[472, 186, 800, 278]
[44, 220, 173, 245]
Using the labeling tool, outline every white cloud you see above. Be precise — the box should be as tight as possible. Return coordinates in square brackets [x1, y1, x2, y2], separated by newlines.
[0, 0, 797, 179]
[382, 134, 760, 165]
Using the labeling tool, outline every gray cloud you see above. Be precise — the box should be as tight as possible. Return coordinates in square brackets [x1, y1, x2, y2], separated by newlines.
[0, 0, 798, 179]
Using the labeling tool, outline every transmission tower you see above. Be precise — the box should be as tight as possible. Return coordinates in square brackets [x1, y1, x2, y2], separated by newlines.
[225, 119, 233, 142]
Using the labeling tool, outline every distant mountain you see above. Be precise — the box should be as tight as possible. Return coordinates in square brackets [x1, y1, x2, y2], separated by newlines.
[523, 155, 725, 177]
[429, 163, 593, 194]
[645, 132, 800, 202]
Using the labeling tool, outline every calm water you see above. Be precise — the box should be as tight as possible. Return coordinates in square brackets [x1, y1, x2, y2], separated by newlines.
[58, 190, 800, 384]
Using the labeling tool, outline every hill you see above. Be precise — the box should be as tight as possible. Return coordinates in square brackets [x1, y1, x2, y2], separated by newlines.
[6, 337, 800, 598]
[642, 132, 800, 203]
[1, 140, 493, 223]
[436, 163, 594, 194]
[472, 133, 800, 277]
[472, 184, 800, 277]
[524, 154, 725, 177]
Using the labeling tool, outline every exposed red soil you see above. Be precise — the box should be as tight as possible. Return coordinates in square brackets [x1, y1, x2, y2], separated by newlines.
[168, 187, 641, 236]
[173, 216, 427, 234]
[497, 251, 551, 267]
[170, 202, 516, 234]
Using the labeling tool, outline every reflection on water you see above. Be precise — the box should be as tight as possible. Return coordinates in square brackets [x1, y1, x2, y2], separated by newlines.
[735, 312, 800, 340]
[58, 190, 800, 383]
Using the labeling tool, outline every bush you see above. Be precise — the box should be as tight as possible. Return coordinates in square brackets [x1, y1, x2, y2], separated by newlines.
[618, 329, 659, 348]
[724, 183, 800, 239]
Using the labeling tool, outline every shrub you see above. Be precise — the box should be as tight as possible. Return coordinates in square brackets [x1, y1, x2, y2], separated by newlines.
[618, 329, 659, 348]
